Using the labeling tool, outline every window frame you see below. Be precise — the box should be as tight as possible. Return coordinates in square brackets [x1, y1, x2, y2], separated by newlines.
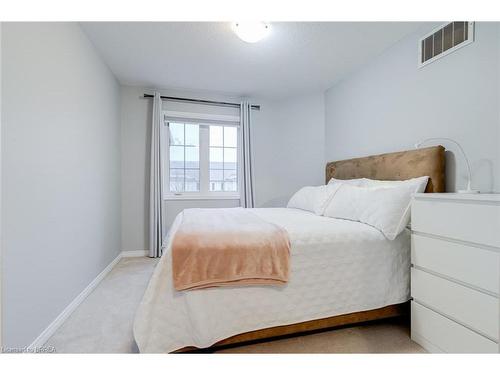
[162, 111, 242, 201]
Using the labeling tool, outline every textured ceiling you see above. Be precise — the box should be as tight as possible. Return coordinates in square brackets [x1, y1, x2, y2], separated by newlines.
[81, 22, 431, 98]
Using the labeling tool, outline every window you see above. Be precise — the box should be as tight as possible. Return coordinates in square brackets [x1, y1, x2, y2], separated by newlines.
[168, 123, 200, 192]
[209, 126, 238, 192]
[164, 117, 240, 199]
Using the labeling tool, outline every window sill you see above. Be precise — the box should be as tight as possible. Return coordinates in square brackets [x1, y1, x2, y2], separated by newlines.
[164, 195, 241, 201]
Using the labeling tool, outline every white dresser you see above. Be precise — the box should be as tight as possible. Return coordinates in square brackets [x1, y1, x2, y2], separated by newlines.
[410, 193, 500, 353]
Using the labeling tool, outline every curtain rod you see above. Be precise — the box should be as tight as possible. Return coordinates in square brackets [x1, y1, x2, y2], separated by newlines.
[143, 94, 260, 110]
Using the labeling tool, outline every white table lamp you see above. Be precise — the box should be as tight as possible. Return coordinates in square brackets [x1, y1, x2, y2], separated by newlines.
[415, 137, 479, 194]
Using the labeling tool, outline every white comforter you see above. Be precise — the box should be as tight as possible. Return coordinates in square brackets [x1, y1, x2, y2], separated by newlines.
[133, 208, 410, 353]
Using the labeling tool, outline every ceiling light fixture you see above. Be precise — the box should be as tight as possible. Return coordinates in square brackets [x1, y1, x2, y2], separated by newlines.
[232, 22, 270, 43]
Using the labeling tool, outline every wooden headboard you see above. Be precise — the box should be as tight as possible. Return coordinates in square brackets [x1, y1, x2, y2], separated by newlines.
[325, 146, 446, 193]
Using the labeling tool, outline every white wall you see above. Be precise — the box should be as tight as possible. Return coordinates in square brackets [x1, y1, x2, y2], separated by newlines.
[325, 22, 500, 193]
[1, 23, 122, 347]
[120, 86, 325, 252]
[252, 93, 326, 207]
[120, 86, 151, 253]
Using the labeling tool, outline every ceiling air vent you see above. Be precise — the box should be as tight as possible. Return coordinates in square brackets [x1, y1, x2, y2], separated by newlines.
[419, 22, 474, 67]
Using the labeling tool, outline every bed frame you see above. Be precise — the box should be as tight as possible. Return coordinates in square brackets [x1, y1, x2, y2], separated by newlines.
[176, 146, 446, 353]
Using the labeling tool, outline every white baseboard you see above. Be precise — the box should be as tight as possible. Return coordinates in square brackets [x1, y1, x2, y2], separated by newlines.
[28, 249, 151, 349]
[28, 252, 122, 350]
[121, 250, 149, 258]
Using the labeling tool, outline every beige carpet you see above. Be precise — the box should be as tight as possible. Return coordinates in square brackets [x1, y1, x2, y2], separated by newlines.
[46, 257, 425, 354]
[46, 257, 159, 353]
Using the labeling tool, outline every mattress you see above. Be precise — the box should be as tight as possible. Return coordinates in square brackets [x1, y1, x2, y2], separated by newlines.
[133, 207, 411, 353]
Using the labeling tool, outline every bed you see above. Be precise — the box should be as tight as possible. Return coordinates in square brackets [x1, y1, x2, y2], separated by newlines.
[133, 146, 445, 353]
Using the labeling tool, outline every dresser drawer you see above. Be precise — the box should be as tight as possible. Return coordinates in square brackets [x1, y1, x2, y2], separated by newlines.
[411, 234, 499, 295]
[411, 268, 499, 340]
[412, 199, 500, 248]
[411, 301, 498, 353]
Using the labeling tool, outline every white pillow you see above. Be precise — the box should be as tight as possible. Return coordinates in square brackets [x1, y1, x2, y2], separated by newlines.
[323, 179, 428, 240]
[360, 176, 429, 231]
[360, 176, 429, 192]
[328, 177, 366, 187]
[287, 184, 341, 215]
[329, 176, 428, 190]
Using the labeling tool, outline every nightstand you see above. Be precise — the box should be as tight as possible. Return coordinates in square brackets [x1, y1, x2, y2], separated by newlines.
[410, 193, 500, 353]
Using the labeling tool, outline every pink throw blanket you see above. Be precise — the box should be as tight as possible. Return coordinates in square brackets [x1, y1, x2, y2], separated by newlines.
[172, 208, 290, 291]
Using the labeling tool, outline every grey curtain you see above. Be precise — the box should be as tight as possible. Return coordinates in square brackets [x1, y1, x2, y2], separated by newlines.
[240, 101, 255, 208]
[149, 92, 165, 257]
